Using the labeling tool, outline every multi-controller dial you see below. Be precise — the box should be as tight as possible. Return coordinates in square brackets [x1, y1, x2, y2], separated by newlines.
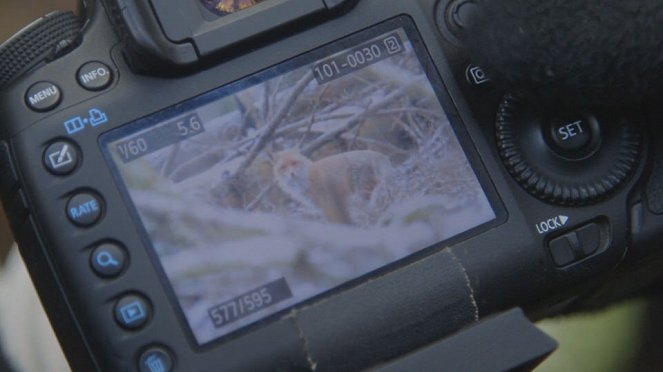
[496, 92, 641, 206]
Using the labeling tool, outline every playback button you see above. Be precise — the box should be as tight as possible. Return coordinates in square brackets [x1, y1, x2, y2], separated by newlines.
[44, 140, 79, 175]
[115, 294, 152, 330]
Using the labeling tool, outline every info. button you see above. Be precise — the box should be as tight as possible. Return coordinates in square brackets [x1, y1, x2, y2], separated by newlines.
[77, 62, 113, 91]
[66, 192, 104, 227]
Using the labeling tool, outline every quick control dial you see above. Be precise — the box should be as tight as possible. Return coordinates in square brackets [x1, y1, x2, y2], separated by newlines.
[496, 92, 641, 206]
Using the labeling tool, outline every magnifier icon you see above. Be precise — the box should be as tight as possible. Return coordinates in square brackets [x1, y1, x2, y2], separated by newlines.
[96, 251, 120, 267]
[91, 244, 125, 277]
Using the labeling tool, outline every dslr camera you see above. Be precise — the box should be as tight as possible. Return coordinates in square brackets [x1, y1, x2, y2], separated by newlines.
[1, 0, 662, 370]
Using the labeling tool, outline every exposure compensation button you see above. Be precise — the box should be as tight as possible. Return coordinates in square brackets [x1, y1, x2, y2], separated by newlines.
[25, 81, 62, 112]
[77, 61, 113, 91]
[66, 192, 103, 227]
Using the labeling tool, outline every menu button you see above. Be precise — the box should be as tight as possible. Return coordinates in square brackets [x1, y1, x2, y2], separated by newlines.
[26, 82, 62, 112]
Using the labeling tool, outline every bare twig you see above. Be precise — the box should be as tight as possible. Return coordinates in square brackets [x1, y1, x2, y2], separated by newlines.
[267, 75, 286, 122]
[406, 111, 426, 141]
[161, 141, 182, 178]
[275, 113, 353, 138]
[230, 71, 315, 178]
[378, 107, 445, 120]
[301, 82, 418, 156]
[393, 116, 423, 146]
[169, 150, 226, 183]
[261, 83, 270, 123]
[338, 133, 409, 156]
[297, 85, 329, 148]
[246, 181, 277, 212]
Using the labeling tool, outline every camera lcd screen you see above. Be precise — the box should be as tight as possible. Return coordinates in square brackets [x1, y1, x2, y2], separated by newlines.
[101, 18, 496, 346]
[199, 0, 268, 17]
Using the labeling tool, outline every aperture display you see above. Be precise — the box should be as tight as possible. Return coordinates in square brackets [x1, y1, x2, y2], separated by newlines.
[200, 0, 268, 16]
[102, 18, 496, 345]
[114, 113, 204, 163]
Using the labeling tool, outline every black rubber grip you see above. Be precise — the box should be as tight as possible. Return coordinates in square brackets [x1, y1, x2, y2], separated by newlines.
[0, 141, 19, 205]
[646, 133, 663, 214]
[0, 11, 81, 89]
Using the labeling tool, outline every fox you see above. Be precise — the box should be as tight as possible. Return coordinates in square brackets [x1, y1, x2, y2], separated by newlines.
[272, 149, 393, 224]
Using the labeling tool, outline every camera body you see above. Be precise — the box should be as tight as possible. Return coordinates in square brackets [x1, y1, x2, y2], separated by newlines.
[1, 0, 663, 370]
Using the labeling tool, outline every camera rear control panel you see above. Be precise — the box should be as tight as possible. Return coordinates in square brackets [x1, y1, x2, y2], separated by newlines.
[435, 0, 648, 284]
[0, 0, 657, 370]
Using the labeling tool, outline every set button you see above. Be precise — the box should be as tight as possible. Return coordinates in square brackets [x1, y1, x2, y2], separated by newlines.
[547, 112, 601, 160]
[114, 294, 152, 330]
[66, 192, 103, 227]
[25, 81, 62, 112]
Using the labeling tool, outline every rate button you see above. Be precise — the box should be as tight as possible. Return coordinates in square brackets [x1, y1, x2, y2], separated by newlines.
[66, 192, 104, 227]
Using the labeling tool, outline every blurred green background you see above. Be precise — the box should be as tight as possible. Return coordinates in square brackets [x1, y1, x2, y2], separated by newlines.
[0, 1, 661, 371]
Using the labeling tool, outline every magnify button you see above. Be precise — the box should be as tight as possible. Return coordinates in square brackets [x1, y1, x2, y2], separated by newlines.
[97, 251, 119, 267]
[91, 243, 127, 278]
